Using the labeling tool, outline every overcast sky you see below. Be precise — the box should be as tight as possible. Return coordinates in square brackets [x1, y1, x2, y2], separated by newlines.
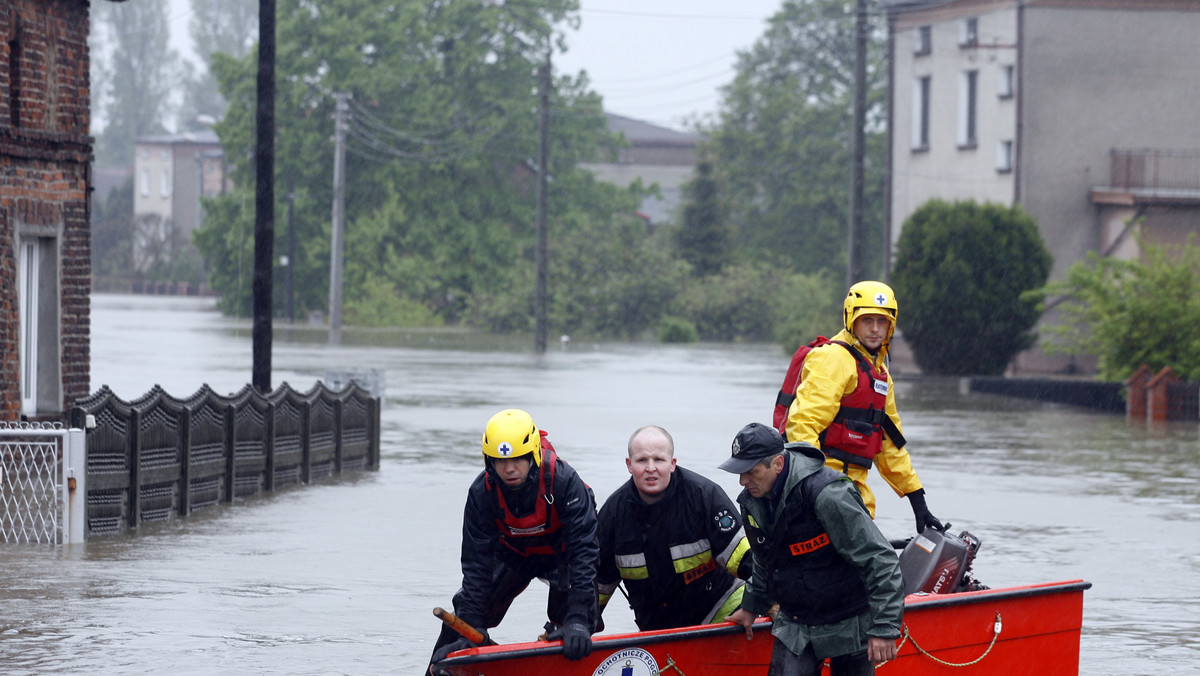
[165, 1, 782, 132]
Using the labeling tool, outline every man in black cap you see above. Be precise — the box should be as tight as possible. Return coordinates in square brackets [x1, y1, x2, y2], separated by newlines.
[720, 422, 905, 676]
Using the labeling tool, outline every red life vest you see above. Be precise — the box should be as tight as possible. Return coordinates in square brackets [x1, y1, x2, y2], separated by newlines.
[773, 336, 837, 432]
[485, 431, 565, 557]
[774, 339, 906, 468]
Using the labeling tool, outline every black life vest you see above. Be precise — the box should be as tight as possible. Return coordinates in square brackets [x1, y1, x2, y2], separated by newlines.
[485, 435, 564, 557]
[775, 339, 906, 468]
[742, 466, 869, 625]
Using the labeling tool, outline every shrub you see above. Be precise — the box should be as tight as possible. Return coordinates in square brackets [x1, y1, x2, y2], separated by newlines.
[658, 317, 699, 344]
[1038, 236, 1200, 382]
[891, 199, 1052, 376]
[773, 272, 843, 353]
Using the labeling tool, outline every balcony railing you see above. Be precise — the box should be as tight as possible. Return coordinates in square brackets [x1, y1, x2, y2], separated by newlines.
[1109, 149, 1200, 192]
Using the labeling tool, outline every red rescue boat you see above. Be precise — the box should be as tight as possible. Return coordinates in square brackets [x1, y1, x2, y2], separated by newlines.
[437, 579, 1090, 676]
[436, 529, 1090, 675]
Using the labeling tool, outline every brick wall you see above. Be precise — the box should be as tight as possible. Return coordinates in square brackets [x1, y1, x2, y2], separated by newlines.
[1, 1, 93, 422]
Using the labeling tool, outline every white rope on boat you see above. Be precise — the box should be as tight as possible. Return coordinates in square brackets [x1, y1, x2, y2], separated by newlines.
[659, 653, 687, 675]
[879, 611, 1002, 669]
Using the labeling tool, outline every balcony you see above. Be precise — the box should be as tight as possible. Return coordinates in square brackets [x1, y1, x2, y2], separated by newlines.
[1094, 149, 1200, 205]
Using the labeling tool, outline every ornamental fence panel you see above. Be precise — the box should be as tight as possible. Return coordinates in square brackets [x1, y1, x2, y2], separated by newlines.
[68, 380, 379, 539]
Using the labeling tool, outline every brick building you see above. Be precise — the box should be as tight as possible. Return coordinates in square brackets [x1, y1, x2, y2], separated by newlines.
[1, 0, 106, 421]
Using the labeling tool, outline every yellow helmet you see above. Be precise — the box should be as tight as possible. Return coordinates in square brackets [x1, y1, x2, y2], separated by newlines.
[482, 409, 543, 466]
[843, 281, 898, 340]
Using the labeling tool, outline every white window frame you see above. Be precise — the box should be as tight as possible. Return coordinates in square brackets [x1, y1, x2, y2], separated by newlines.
[957, 70, 978, 148]
[998, 64, 1014, 99]
[161, 169, 171, 197]
[911, 76, 931, 150]
[914, 26, 932, 55]
[960, 17, 979, 47]
[996, 140, 1013, 173]
[140, 169, 150, 197]
[18, 240, 39, 415]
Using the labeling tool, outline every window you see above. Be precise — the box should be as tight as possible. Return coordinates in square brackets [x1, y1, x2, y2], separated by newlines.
[141, 147, 149, 159]
[996, 140, 1013, 173]
[140, 169, 150, 197]
[957, 70, 978, 148]
[998, 64, 1014, 99]
[161, 149, 169, 160]
[161, 169, 171, 197]
[18, 236, 60, 416]
[912, 76, 931, 151]
[18, 241, 38, 414]
[960, 17, 978, 47]
[914, 26, 932, 55]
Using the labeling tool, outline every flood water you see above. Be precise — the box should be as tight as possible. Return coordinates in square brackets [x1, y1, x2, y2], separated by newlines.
[2, 293, 1198, 675]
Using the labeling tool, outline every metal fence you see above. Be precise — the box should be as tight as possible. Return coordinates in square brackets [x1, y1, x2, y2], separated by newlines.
[0, 422, 86, 545]
[1166, 382, 1200, 422]
[1109, 148, 1200, 192]
[69, 380, 380, 538]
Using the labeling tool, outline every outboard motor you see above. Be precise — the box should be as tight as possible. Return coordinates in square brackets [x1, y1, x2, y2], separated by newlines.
[897, 527, 986, 595]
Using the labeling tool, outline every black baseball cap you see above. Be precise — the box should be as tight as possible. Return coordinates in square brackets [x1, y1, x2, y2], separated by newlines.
[719, 422, 785, 474]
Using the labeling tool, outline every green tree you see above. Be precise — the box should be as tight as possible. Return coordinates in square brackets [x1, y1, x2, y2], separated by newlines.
[467, 173, 670, 339]
[90, 3, 180, 168]
[197, 0, 640, 325]
[1038, 238, 1200, 382]
[673, 153, 729, 276]
[701, 0, 888, 279]
[891, 199, 1052, 376]
[178, 0, 259, 131]
[91, 176, 135, 290]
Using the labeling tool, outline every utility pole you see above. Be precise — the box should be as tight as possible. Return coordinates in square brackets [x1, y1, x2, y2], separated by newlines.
[329, 92, 349, 344]
[847, 0, 869, 288]
[534, 56, 550, 356]
[286, 176, 295, 324]
[253, 0, 276, 393]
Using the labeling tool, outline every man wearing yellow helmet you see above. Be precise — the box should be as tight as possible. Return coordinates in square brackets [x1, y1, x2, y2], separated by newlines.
[783, 281, 943, 534]
[428, 409, 599, 674]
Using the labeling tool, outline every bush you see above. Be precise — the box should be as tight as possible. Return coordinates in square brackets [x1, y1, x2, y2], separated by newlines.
[773, 272, 843, 353]
[658, 317, 699, 343]
[675, 263, 778, 341]
[344, 277, 442, 328]
[1038, 237, 1200, 381]
[891, 199, 1052, 376]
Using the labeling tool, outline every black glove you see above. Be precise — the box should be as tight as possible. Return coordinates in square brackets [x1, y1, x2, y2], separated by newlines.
[431, 628, 489, 664]
[907, 488, 944, 534]
[560, 617, 592, 661]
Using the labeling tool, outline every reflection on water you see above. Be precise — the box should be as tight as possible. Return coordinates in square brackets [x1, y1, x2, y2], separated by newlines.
[0, 294, 1196, 674]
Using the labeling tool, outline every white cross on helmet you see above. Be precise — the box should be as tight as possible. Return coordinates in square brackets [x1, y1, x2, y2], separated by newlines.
[874, 292, 888, 305]
[497, 441, 514, 457]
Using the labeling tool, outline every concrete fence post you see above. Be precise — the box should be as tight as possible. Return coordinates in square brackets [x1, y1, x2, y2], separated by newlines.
[1146, 367, 1179, 423]
[1124, 365, 1153, 422]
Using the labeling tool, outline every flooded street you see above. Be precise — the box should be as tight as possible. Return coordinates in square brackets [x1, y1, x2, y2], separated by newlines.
[1, 293, 1198, 674]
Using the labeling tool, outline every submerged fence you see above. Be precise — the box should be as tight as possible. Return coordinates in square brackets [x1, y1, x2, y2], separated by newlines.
[0, 422, 87, 545]
[68, 381, 380, 538]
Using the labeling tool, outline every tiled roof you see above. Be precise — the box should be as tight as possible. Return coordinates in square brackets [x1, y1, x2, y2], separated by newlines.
[606, 113, 701, 146]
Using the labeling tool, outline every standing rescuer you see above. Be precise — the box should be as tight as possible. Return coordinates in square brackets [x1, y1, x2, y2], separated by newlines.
[783, 280, 942, 533]
[428, 409, 598, 675]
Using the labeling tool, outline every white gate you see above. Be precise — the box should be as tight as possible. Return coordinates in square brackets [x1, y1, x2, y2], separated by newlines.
[0, 422, 86, 545]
